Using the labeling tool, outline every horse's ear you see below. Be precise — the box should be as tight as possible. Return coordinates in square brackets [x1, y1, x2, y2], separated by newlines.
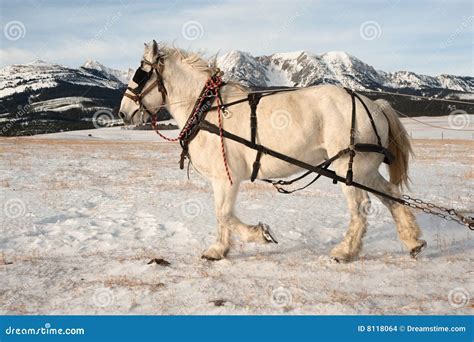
[152, 40, 158, 57]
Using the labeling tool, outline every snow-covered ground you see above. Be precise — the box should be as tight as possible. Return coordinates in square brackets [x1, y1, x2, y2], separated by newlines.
[0, 116, 472, 314]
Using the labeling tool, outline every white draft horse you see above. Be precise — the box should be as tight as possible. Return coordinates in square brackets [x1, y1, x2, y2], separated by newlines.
[119, 41, 426, 262]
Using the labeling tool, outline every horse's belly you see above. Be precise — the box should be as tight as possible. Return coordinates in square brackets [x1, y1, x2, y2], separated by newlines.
[257, 146, 328, 179]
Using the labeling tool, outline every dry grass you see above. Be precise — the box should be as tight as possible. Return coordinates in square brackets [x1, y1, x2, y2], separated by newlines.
[104, 276, 165, 291]
[462, 169, 473, 180]
[411, 139, 473, 164]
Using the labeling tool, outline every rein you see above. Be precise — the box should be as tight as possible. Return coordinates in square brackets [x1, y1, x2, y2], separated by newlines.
[149, 70, 234, 184]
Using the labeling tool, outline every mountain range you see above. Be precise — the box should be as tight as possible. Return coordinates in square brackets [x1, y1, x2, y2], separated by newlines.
[0, 51, 472, 136]
[218, 50, 473, 94]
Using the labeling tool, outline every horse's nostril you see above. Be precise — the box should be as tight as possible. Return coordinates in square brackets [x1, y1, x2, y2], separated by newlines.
[119, 112, 130, 125]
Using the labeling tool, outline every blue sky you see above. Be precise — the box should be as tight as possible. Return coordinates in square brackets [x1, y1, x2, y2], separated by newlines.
[0, 0, 472, 75]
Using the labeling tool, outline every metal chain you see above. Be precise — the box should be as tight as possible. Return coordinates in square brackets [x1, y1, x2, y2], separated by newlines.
[402, 195, 474, 230]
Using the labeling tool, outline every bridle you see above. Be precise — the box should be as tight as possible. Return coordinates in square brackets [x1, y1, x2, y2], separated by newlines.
[121, 55, 231, 182]
[122, 57, 168, 124]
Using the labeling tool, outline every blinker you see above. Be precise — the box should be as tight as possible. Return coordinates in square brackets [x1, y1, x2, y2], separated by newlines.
[132, 67, 152, 93]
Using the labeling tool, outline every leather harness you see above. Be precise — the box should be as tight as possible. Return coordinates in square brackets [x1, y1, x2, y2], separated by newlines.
[124, 58, 394, 194]
[123, 59, 167, 123]
[120, 56, 474, 230]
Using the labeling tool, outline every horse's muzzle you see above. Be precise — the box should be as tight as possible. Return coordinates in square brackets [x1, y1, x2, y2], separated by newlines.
[119, 112, 130, 125]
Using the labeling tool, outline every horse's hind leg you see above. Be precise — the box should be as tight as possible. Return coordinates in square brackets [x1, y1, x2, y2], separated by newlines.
[369, 172, 426, 257]
[330, 185, 369, 263]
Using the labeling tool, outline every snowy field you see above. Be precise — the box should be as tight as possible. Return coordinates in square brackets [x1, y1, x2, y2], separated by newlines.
[0, 116, 472, 315]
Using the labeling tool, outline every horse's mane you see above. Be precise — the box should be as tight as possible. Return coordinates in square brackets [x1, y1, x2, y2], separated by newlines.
[161, 44, 249, 92]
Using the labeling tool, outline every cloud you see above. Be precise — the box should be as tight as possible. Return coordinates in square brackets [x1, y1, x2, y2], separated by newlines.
[0, 0, 471, 75]
[0, 48, 38, 65]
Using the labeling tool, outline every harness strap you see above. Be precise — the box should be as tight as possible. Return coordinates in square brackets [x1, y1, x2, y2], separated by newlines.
[198, 119, 407, 206]
[248, 93, 262, 144]
[345, 89, 357, 185]
[352, 92, 382, 146]
[355, 143, 394, 164]
[343, 88, 389, 185]
[248, 93, 263, 182]
[209, 89, 298, 112]
[179, 140, 189, 170]
[250, 151, 262, 182]
[262, 163, 331, 194]
[124, 61, 167, 106]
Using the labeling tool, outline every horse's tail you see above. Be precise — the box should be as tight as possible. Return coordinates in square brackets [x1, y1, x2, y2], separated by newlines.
[375, 99, 412, 189]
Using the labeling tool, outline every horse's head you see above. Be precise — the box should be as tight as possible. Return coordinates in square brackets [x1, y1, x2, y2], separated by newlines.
[119, 40, 167, 125]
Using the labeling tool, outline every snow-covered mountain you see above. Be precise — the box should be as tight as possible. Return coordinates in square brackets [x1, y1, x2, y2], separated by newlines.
[218, 50, 474, 93]
[82, 60, 133, 85]
[0, 60, 173, 136]
[1, 52, 472, 136]
[0, 60, 124, 99]
[0, 60, 127, 136]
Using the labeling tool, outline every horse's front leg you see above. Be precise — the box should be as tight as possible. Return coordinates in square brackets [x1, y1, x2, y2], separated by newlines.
[202, 178, 277, 260]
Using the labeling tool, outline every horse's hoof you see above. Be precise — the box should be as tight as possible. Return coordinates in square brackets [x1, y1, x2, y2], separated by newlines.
[330, 248, 352, 263]
[201, 254, 222, 261]
[259, 223, 278, 244]
[201, 244, 228, 261]
[410, 240, 427, 258]
[330, 256, 350, 263]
